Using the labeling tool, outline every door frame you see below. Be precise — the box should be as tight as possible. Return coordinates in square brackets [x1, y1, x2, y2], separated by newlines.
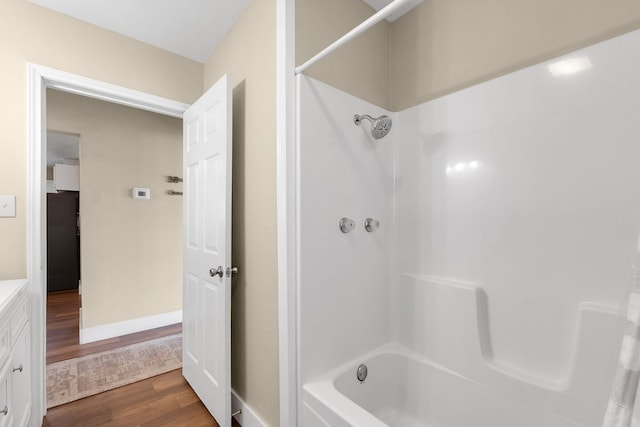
[276, 0, 298, 425]
[27, 63, 189, 424]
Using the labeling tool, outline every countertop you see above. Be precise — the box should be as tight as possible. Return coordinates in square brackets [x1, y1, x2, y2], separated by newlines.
[0, 279, 27, 314]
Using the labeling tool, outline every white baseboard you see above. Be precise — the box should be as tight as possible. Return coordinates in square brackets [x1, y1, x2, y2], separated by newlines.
[232, 389, 268, 427]
[79, 310, 182, 344]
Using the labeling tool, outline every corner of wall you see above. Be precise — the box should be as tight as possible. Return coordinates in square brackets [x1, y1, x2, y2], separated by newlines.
[201, 0, 281, 425]
[295, 0, 390, 110]
[388, 0, 640, 111]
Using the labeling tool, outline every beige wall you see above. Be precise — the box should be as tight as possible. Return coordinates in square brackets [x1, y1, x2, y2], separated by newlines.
[0, 0, 202, 280]
[203, 0, 279, 425]
[296, 0, 390, 109]
[390, 0, 640, 111]
[295, 0, 640, 112]
[47, 90, 183, 328]
[5, 0, 282, 423]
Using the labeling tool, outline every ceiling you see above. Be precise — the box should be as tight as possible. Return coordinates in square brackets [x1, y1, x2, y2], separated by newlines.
[28, 0, 253, 63]
[28, 0, 421, 63]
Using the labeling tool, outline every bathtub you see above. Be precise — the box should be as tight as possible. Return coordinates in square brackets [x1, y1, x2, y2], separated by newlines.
[302, 344, 585, 427]
[300, 275, 623, 426]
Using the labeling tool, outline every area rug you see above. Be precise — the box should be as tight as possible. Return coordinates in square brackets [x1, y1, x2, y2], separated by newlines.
[46, 334, 182, 408]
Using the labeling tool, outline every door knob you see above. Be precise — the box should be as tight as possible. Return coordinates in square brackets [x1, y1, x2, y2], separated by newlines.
[209, 266, 224, 278]
[226, 266, 239, 277]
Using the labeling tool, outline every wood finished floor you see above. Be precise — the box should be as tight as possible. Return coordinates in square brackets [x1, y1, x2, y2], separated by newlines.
[44, 291, 235, 426]
[46, 290, 181, 364]
[43, 369, 241, 427]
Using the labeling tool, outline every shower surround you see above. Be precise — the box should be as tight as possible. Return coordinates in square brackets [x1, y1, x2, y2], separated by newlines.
[296, 29, 640, 427]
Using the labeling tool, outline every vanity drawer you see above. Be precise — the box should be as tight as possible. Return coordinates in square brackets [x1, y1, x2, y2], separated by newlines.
[9, 293, 28, 346]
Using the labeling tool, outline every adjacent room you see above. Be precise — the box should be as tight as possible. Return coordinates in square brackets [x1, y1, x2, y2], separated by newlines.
[45, 89, 184, 409]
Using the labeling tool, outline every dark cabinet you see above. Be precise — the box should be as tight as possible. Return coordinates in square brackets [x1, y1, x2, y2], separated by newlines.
[47, 192, 80, 293]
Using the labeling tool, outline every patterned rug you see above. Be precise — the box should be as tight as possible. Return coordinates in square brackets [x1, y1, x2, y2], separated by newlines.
[46, 334, 182, 408]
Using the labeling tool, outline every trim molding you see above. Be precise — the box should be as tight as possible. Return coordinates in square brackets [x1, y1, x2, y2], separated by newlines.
[79, 310, 182, 344]
[276, 0, 298, 425]
[232, 389, 267, 427]
[28, 63, 189, 425]
[33, 64, 190, 118]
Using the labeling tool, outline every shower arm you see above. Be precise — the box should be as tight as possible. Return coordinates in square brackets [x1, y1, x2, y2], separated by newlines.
[353, 114, 374, 125]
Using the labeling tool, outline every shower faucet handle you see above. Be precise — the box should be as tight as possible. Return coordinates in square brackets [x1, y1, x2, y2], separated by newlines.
[365, 218, 380, 232]
[340, 218, 356, 233]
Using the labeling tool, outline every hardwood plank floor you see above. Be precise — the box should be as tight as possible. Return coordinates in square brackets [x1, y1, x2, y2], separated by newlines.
[47, 290, 181, 364]
[44, 292, 235, 426]
[43, 369, 241, 427]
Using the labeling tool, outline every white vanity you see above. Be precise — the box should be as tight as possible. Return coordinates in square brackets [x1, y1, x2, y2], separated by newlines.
[0, 280, 31, 427]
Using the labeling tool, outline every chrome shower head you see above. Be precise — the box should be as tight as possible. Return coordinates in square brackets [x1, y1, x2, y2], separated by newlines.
[353, 114, 392, 140]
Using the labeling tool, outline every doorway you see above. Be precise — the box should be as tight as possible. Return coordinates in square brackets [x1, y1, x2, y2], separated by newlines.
[28, 63, 190, 423]
[43, 88, 185, 410]
[28, 64, 237, 426]
[46, 191, 79, 293]
[46, 131, 81, 295]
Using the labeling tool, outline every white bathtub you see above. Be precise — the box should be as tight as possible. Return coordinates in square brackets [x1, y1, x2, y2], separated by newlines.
[303, 345, 586, 427]
[301, 276, 623, 426]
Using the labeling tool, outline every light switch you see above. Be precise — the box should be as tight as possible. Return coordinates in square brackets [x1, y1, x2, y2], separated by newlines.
[0, 195, 16, 217]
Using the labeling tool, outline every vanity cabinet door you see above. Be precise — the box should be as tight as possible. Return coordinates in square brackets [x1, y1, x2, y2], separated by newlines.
[10, 323, 30, 427]
[0, 366, 11, 427]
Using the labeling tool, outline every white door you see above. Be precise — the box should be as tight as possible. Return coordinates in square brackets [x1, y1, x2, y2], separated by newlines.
[182, 74, 232, 427]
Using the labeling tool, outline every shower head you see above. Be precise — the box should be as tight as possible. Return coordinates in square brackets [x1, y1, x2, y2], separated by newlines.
[353, 114, 392, 140]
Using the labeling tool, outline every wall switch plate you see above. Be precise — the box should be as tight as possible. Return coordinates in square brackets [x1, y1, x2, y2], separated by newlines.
[0, 195, 16, 217]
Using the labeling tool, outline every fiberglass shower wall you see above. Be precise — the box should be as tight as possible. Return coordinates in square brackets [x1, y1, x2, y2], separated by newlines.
[391, 31, 640, 424]
[297, 76, 395, 384]
[297, 28, 640, 425]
